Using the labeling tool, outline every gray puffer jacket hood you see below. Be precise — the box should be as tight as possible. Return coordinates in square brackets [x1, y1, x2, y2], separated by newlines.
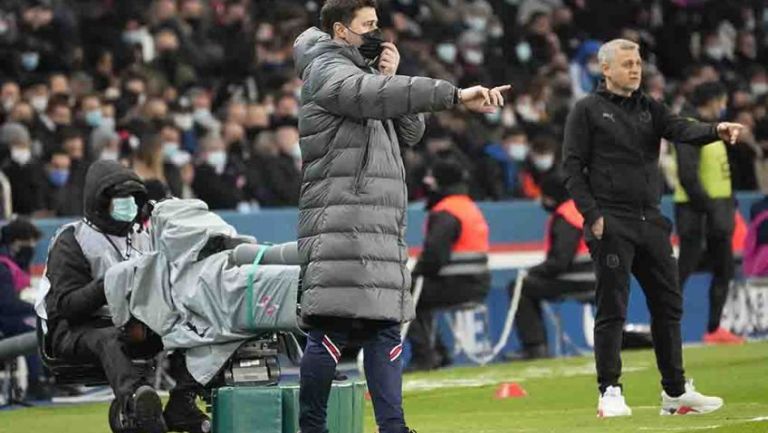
[294, 27, 457, 323]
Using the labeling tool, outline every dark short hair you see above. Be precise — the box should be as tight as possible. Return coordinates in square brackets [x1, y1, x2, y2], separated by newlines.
[320, 0, 377, 35]
[1, 218, 41, 245]
[691, 81, 727, 108]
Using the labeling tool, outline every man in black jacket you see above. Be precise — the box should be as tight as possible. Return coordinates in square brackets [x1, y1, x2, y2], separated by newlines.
[512, 171, 594, 360]
[407, 152, 491, 371]
[36, 160, 209, 433]
[562, 39, 743, 417]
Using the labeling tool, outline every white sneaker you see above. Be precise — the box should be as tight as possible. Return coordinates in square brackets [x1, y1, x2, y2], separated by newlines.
[597, 386, 632, 418]
[660, 379, 724, 415]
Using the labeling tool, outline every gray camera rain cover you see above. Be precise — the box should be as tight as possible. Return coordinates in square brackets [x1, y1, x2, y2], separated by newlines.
[104, 199, 299, 384]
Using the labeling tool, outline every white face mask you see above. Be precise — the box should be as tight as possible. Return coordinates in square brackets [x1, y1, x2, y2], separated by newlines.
[170, 150, 191, 167]
[100, 150, 119, 161]
[2, 98, 15, 112]
[11, 147, 32, 165]
[587, 61, 601, 76]
[30, 95, 48, 113]
[751, 82, 768, 97]
[207, 150, 227, 173]
[163, 141, 180, 159]
[288, 142, 301, 160]
[533, 154, 555, 172]
[463, 49, 484, 66]
[507, 143, 528, 161]
[465, 16, 488, 32]
[436, 43, 457, 64]
[516, 42, 532, 63]
[175, 114, 193, 130]
[705, 45, 724, 61]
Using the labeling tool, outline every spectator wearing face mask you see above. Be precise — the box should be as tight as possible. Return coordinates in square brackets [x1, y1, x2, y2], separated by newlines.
[192, 133, 245, 210]
[0, 122, 46, 215]
[158, 122, 187, 197]
[90, 127, 122, 162]
[477, 126, 530, 200]
[519, 134, 558, 199]
[244, 119, 302, 208]
[41, 149, 82, 217]
[570, 40, 602, 100]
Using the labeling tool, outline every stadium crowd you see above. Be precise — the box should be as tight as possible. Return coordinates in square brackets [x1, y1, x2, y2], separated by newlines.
[0, 0, 764, 217]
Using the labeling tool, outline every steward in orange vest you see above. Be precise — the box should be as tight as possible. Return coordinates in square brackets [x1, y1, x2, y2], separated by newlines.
[408, 152, 491, 371]
[511, 170, 595, 360]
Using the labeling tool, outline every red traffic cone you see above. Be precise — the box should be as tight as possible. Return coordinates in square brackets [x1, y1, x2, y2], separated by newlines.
[495, 382, 527, 399]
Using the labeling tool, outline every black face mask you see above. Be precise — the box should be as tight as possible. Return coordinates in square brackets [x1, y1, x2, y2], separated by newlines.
[13, 245, 34, 270]
[348, 27, 384, 62]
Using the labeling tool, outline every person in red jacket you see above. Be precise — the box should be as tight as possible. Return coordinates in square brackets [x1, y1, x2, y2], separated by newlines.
[407, 151, 491, 371]
[511, 171, 595, 359]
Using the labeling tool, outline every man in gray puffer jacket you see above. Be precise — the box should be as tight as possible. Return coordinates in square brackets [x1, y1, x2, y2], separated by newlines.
[294, 1, 508, 432]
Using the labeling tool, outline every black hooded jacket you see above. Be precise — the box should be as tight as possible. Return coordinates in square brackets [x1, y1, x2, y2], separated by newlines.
[43, 161, 147, 347]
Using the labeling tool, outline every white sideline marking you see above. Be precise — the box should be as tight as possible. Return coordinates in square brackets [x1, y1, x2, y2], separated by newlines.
[639, 426, 721, 431]
[750, 416, 768, 421]
[403, 362, 649, 392]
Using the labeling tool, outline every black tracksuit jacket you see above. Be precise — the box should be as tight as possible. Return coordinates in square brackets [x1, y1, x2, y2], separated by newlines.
[563, 85, 720, 227]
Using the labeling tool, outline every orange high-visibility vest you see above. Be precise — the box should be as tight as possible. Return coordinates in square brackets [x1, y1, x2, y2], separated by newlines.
[545, 199, 589, 255]
[432, 195, 490, 253]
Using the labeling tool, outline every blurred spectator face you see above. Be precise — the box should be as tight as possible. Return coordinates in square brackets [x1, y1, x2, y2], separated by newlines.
[154, 0, 178, 22]
[1, 82, 20, 112]
[64, 135, 85, 160]
[180, 0, 204, 19]
[435, 42, 458, 64]
[81, 95, 103, 127]
[425, 136, 452, 155]
[702, 33, 725, 61]
[47, 153, 71, 187]
[246, 104, 270, 128]
[253, 131, 278, 156]
[734, 110, 755, 130]
[276, 125, 300, 157]
[96, 51, 114, 77]
[223, 121, 245, 146]
[143, 97, 168, 120]
[201, 135, 227, 173]
[49, 74, 70, 95]
[503, 131, 529, 162]
[224, 2, 247, 25]
[751, 70, 768, 98]
[22, 5, 53, 29]
[645, 73, 666, 102]
[737, 32, 757, 59]
[9, 102, 34, 126]
[731, 90, 752, 110]
[123, 77, 147, 106]
[275, 95, 299, 118]
[50, 104, 72, 126]
[227, 101, 247, 125]
[601, 43, 642, 95]
[7, 126, 32, 165]
[27, 84, 49, 113]
[155, 29, 180, 54]
[528, 13, 551, 36]
[529, 148, 555, 173]
[191, 90, 212, 110]
[552, 6, 573, 28]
